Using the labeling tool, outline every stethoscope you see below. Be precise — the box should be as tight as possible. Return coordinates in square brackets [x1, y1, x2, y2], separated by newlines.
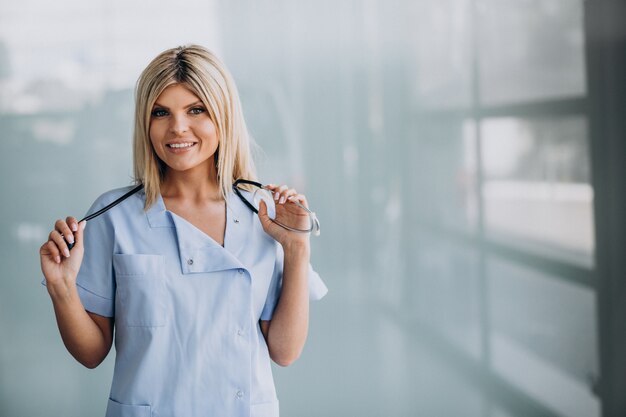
[65, 180, 320, 250]
[232, 179, 321, 236]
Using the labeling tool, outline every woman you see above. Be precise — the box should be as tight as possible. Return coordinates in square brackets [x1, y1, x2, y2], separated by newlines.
[40, 45, 327, 417]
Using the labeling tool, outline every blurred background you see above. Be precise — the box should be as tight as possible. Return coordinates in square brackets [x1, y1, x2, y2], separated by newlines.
[1, 0, 625, 416]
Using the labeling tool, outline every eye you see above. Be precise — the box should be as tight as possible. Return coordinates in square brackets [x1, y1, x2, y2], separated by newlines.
[189, 107, 206, 115]
[151, 108, 168, 118]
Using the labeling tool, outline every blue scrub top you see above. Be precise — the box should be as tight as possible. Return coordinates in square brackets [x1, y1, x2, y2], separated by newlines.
[74, 186, 327, 417]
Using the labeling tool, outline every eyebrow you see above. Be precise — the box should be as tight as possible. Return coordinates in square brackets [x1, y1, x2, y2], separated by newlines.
[152, 101, 204, 109]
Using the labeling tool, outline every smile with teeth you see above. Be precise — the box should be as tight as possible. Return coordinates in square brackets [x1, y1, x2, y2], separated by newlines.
[167, 143, 196, 148]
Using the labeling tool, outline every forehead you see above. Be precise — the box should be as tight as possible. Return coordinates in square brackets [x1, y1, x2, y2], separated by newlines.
[154, 83, 201, 105]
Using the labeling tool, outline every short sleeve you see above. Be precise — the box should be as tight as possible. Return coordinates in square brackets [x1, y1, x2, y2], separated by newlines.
[260, 243, 328, 321]
[74, 195, 117, 317]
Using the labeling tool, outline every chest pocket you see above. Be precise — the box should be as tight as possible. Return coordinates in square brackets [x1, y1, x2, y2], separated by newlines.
[114, 254, 166, 327]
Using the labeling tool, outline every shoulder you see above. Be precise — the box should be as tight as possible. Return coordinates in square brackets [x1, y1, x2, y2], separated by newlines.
[86, 185, 144, 218]
[234, 188, 253, 204]
[92, 185, 137, 205]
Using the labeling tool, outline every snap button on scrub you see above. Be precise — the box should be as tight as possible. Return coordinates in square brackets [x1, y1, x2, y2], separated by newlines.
[238, 268, 244, 274]
[236, 390, 244, 399]
[237, 329, 243, 336]
[187, 259, 194, 265]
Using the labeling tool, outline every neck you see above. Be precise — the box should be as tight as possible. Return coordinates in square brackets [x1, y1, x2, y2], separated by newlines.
[161, 163, 222, 203]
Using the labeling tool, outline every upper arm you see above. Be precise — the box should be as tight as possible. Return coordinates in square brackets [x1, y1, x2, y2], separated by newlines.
[74, 191, 120, 318]
[87, 311, 114, 352]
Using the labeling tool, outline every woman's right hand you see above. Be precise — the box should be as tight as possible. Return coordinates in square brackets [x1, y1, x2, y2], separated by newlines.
[40, 217, 86, 291]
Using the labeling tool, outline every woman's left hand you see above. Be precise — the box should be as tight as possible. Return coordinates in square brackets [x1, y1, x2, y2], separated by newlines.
[257, 184, 311, 248]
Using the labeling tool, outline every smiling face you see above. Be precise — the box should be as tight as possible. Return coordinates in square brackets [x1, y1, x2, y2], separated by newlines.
[149, 83, 219, 178]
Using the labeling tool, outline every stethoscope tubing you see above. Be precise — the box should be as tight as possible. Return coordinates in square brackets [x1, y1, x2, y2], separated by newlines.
[64, 179, 319, 250]
[65, 184, 144, 250]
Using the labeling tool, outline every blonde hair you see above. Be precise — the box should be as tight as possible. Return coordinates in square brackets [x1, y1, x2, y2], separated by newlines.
[133, 44, 257, 209]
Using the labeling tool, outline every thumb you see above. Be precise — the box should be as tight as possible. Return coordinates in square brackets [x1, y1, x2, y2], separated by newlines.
[73, 220, 87, 251]
[257, 200, 272, 227]
[258, 199, 267, 217]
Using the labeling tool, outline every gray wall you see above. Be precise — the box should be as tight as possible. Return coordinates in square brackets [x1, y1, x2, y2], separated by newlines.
[1, 1, 618, 416]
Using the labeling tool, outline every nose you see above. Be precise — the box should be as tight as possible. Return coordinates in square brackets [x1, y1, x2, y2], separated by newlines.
[169, 114, 189, 136]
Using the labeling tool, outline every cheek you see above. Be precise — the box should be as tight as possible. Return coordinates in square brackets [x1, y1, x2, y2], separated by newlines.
[149, 121, 163, 144]
[202, 121, 219, 143]
[148, 123, 165, 157]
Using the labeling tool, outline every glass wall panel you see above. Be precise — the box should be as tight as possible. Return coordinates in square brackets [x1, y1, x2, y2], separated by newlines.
[411, 0, 473, 109]
[488, 257, 599, 417]
[480, 116, 594, 265]
[411, 119, 479, 233]
[477, 0, 586, 105]
[413, 232, 483, 359]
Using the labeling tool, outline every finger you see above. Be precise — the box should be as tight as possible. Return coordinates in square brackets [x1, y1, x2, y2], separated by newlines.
[279, 188, 298, 204]
[73, 220, 87, 251]
[55, 219, 74, 245]
[273, 185, 288, 201]
[66, 216, 79, 233]
[49, 230, 70, 258]
[42, 240, 62, 264]
[273, 185, 291, 203]
[287, 193, 309, 208]
[263, 184, 279, 195]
